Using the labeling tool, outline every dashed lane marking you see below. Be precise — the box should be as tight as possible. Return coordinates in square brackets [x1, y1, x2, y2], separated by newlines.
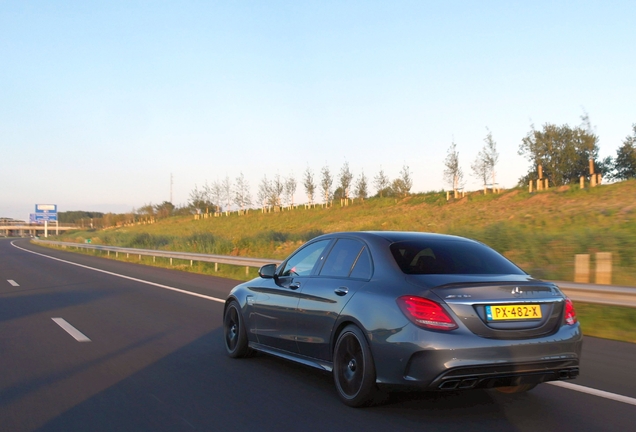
[52, 318, 92, 342]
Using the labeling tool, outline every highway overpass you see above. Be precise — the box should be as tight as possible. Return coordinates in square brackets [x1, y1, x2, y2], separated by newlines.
[0, 222, 78, 237]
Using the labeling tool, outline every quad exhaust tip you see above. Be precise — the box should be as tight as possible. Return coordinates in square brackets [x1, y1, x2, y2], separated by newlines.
[438, 368, 579, 390]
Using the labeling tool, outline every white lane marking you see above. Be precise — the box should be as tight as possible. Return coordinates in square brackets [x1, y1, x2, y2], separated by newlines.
[547, 381, 636, 406]
[7, 280, 19, 286]
[10, 241, 225, 303]
[52, 318, 92, 342]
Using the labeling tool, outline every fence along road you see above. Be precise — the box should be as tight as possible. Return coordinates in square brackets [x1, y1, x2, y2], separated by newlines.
[33, 239, 636, 308]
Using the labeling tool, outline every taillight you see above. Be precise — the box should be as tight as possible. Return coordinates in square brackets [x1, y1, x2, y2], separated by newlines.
[397, 296, 458, 331]
[564, 298, 577, 325]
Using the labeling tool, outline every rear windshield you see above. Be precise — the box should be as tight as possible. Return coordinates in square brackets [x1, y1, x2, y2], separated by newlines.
[390, 239, 525, 275]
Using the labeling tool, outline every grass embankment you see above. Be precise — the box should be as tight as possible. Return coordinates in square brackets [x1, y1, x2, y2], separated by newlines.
[47, 180, 636, 342]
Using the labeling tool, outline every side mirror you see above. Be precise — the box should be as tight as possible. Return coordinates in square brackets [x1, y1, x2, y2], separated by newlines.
[258, 263, 278, 279]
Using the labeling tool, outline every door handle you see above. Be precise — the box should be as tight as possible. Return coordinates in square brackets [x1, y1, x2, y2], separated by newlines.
[290, 282, 301, 290]
[334, 287, 349, 296]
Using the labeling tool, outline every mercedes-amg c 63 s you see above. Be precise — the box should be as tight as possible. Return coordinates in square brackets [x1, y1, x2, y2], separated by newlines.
[223, 231, 581, 406]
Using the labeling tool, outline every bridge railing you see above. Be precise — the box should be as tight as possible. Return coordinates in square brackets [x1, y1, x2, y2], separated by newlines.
[32, 239, 636, 307]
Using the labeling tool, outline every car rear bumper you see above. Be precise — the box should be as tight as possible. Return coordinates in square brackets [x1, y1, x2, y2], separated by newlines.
[371, 323, 583, 390]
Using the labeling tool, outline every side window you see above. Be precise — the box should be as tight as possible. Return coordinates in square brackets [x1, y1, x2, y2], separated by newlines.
[281, 240, 331, 277]
[319, 239, 365, 278]
[349, 247, 372, 279]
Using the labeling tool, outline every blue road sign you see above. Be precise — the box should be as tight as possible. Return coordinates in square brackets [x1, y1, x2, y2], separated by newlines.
[35, 204, 58, 222]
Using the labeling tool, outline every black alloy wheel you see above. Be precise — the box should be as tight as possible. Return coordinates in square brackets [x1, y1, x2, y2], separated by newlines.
[224, 300, 251, 358]
[333, 325, 377, 407]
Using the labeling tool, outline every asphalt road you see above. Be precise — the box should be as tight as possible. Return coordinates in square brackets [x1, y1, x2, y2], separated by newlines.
[1, 238, 635, 432]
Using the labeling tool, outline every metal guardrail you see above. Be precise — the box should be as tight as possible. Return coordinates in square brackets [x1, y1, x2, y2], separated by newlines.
[34, 239, 283, 270]
[551, 281, 636, 308]
[33, 239, 636, 307]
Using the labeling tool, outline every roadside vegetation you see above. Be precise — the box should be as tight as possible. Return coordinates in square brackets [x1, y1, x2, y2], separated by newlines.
[53, 180, 636, 286]
[43, 180, 636, 344]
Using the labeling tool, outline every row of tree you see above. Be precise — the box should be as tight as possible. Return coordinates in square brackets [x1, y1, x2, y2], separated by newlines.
[442, 117, 636, 194]
[56, 116, 636, 227]
[189, 162, 414, 214]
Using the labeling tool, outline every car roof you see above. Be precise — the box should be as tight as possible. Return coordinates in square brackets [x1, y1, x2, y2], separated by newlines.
[319, 231, 475, 244]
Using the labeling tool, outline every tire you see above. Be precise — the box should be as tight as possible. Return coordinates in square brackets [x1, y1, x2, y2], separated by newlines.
[224, 300, 252, 358]
[333, 325, 378, 407]
[495, 383, 538, 394]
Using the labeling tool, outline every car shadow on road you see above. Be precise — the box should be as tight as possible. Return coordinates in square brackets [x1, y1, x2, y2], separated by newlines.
[24, 325, 618, 432]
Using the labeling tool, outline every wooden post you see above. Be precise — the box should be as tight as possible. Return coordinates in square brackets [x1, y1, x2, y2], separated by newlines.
[538, 164, 543, 180]
[215, 263, 218, 272]
[529, 180, 533, 193]
[596, 252, 612, 285]
[589, 159, 595, 175]
[591, 174, 597, 187]
[574, 254, 590, 283]
[446, 191, 450, 201]
[536, 179, 542, 191]
[580, 176, 584, 189]
[544, 178, 549, 190]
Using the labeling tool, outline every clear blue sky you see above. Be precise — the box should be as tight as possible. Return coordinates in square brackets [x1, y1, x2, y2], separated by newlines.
[2, 1, 635, 220]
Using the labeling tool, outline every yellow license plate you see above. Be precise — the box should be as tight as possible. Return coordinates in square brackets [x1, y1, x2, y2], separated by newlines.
[486, 304, 542, 321]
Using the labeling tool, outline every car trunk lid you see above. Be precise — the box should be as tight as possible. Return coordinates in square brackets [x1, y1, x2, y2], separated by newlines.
[414, 276, 566, 339]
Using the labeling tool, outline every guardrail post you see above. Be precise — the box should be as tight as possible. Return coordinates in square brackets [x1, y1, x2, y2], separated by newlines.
[245, 266, 249, 275]
[574, 254, 590, 283]
[596, 252, 612, 285]
[215, 263, 218, 272]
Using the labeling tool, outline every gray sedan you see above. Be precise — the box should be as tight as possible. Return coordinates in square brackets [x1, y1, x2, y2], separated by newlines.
[223, 231, 582, 406]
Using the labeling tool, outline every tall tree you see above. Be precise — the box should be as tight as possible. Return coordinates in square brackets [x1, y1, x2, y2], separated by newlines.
[233, 173, 252, 211]
[257, 176, 272, 208]
[284, 175, 297, 207]
[612, 124, 636, 180]
[339, 162, 354, 201]
[472, 129, 499, 189]
[154, 201, 174, 219]
[355, 171, 368, 200]
[221, 176, 232, 212]
[209, 181, 223, 213]
[303, 167, 316, 205]
[518, 116, 603, 186]
[444, 141, 463, 193]
[320, 166, 333, 204]
[189, 184, 207, 214]
[373, 169, 390, 197]
[271, 174, 284, 207]
[393, 165, 413, 197]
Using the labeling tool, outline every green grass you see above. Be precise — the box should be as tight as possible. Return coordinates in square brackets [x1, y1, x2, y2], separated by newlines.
[576, 302, 636, 343]
[54, 180, 636, 285]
